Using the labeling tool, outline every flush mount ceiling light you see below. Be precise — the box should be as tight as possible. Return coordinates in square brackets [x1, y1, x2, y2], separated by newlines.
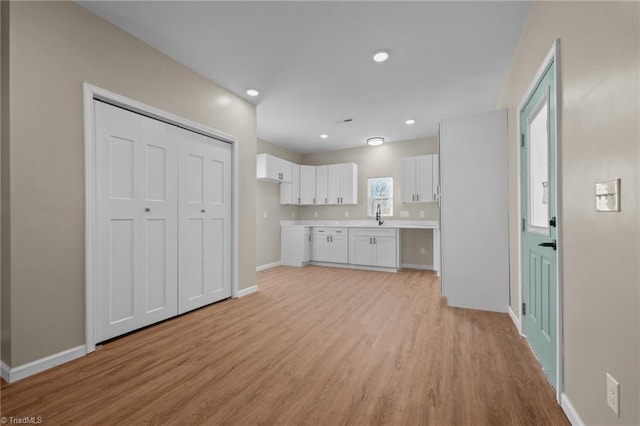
[246, 88, 260, 97]
[320, 134, 328, 139]
[372, 50, 389, 63]
[366, 137, 385, 146]
[405, 119, 416, 125]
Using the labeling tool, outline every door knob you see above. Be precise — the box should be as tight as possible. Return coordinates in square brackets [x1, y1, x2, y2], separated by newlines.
[550, 217, 557, 228]
[538, 240, 557, 250]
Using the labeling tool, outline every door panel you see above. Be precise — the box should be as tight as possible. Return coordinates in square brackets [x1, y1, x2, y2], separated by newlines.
[300, 165, 316, 205]
[327, 164, 340, 204]
[178, 128, 232, 314]
[350, 236, 374, 265]
[521, 59, 557, 390]
[401, 157, 416, 203]
[95, 101, 178, 343]
[374, 237, 396, 267]
[316, 165, 328, 204]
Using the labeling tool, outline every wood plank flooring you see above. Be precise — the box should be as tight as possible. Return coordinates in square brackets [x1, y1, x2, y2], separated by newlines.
[1, 266, 569, 425]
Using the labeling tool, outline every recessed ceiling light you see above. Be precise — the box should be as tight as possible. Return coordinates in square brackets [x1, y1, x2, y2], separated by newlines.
[246, 89, 259, 97]
[367, 137, 385, 146]
[372, 50, 389, 63]
[320, 134, 328, 139]
[405, 119, 416, 125]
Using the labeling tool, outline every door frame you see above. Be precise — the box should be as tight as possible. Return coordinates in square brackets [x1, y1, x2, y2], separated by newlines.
[82, 83, 239, 353]
[516, 39, 563, 402]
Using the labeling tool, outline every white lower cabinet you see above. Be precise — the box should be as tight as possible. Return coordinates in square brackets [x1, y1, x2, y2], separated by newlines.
[349, 228, 399, 268]
[281, 226, 311, 267]
[311, 227, 348, 264]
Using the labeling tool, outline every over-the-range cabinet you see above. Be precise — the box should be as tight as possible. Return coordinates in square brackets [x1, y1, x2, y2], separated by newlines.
[439, 110, 509, 313]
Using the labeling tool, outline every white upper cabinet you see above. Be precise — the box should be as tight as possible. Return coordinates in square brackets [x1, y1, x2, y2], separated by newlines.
[257, 153, 293, 183]
[327, 163, 358, 205]
[401, 154, 439, 203]
[316, 165, 329, 205]
[299, 165, 317, 205]
[280, 163, 300, 205]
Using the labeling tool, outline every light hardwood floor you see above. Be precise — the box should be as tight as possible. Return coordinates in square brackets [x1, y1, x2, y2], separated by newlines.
[1, 266, 568, 425]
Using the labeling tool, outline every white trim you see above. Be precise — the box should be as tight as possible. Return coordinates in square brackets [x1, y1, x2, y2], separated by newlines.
[401, 263, 434, 271]
[508, 306, 522, 334]
[1, 361, 10, 382]
[256, 261, 281, 272]
[516, 40, 563, 402]
[237, 285, 258, 298]
[82, 83, 239, 353]
[560, 393, 585, 426]
[0, 346, 86, 383]
[309, 261, 398, 273]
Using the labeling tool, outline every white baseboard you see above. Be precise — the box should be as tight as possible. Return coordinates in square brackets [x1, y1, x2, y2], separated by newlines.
[508, 306, 522, 334]
[1, 360, 10, 382]
[309, 261, 398, 273]
[237, 285, 258, 298]
[401, 263, 434, 271]
[256, 261, 281, 272]
[1, 345, 86, 383]
[561, 393, 585, 426]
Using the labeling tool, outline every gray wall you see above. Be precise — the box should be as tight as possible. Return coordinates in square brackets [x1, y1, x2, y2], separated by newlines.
[496, 2, 639, 424]
[256, 139, 301, 268]
[1, 2, 257, 368]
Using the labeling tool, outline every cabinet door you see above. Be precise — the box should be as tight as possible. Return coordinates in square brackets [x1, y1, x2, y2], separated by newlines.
[280, 159, 293, 183]
[350, 236, 374, 266]
[432, 154, 439, 203]
[339, 163, 358, 204]
[330, 234, 349, 264]
[312, 234, 330, 262]
[373, 236, 397, 268]
[401, 157, 417, 203]
[416, 155, 433, 203]
[316, 165, 329, 205]
[266, 154, 282, 181]
[327, 164, 340, 204]
[303, 229, 311, 263]
[299, 165, 316, 205]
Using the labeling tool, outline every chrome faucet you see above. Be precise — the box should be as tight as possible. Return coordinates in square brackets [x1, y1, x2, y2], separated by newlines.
[376, 204, 384, 226]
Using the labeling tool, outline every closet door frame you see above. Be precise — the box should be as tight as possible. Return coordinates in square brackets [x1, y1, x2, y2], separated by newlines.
[83, 83, 239, 353]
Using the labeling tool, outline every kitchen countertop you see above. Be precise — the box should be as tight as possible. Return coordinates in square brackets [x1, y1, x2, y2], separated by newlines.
[280, 220, 439, 229]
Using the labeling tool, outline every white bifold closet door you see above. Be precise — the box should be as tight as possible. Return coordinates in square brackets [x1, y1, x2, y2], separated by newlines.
[176, 127, 231, 314]
[94, 101, 231, 343]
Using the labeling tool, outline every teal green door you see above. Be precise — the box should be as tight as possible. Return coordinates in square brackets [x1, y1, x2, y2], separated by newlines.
[521, 59, 557, 390]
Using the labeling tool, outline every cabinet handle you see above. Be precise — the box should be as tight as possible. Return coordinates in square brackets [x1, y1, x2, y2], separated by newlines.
[145, 207, 151, 212]
[325, 198, 327, 204]
[326, 236, 329, 242]
[369, 237, 372, 244]
[374, 237, 377, 244]
[313, 198, 316, 204]
[201, 209, 206, 213]
[433, 193, 436, 201]
[298, 197, 300, 204]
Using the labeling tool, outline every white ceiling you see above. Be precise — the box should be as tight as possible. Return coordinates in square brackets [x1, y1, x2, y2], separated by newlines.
[79, 1, 530, 154]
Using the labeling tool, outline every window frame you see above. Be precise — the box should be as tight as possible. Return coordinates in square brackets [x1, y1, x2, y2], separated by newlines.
[367, 176, 394, 218]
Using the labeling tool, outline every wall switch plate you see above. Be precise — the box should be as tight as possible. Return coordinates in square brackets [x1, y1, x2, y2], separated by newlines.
[314, 212, 318, 218]
[345, 211, 349, 217]
[400, 210, 409, 218]
[263, 211, 267, 218]
[420, 247, 426, 254]
[596, 179, 620, 212]
[420, 211, 425, 218]
[606, 373, 620, 416]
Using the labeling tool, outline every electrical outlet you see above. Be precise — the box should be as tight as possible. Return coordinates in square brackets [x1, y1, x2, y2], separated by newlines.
[314, 211, 318, 218]
[420, 211, 425, 218]
[420, 247, 426, 254]
[400, 210, 409, 218]
[606, 373, 620, 417]
[291, 211, 295, 218]
[345, 211, 349, 217]
[263, 211, 267, 218]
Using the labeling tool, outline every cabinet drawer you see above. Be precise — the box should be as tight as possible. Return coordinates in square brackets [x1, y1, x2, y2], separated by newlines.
[349, 228, 397, 238]
[313, 227, 348, 235]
